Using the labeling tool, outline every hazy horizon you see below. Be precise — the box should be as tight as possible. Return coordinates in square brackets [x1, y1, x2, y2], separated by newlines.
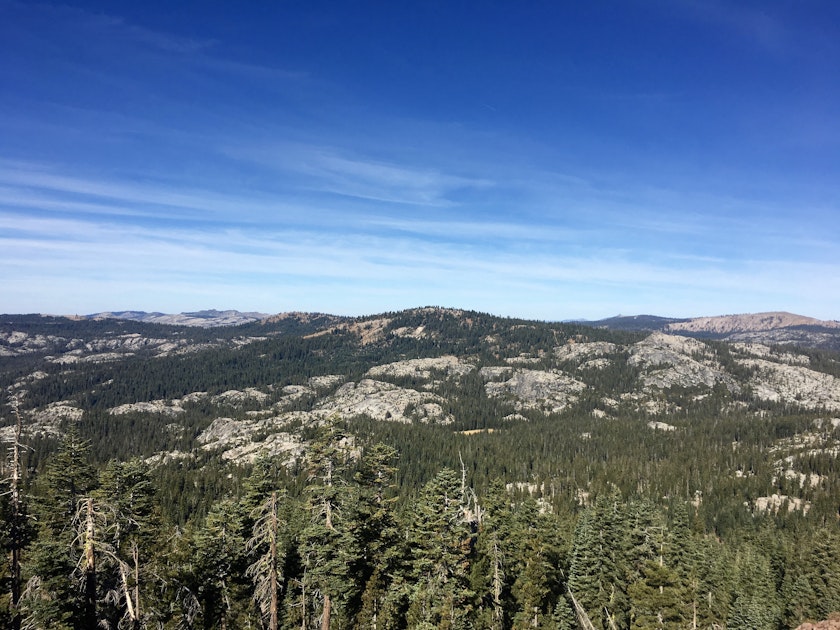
[2, 2, 839, 320]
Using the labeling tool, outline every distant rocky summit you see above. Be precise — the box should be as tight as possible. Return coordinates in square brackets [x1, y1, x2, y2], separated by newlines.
[666, 311, 840, 334]
[592, 311, 840, 350]
[87, 309, 268, 327]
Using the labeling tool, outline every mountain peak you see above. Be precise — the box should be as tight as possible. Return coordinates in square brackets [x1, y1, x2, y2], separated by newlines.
[666, 312, 840, 334]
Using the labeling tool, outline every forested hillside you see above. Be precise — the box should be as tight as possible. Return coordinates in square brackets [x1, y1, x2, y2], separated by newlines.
[2, 307, 840, 628]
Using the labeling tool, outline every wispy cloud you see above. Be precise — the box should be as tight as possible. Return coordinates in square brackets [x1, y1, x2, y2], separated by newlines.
[224, 143, 493, 206]
[4, 209, 838, 319]
[0, 161, 321, 224]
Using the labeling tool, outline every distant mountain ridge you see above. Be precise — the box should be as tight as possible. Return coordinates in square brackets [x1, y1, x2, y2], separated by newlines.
[590, 311, 840, 350]
[77, 308, 840, 348]
[86, 309, 269, 328]
[666, 311, 840, 334]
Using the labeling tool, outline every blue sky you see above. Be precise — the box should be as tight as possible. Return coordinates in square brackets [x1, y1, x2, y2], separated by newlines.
[2, 0, 839, 320]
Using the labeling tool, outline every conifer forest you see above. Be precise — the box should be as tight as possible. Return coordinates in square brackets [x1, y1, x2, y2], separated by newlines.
[2, 308, 840, 629]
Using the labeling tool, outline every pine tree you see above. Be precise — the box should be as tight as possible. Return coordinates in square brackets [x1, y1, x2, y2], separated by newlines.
[190, 497, 250, 629]
[406, 467, 476, 630]
[1, 398, 33, 630]
[566, 487, 629, 630]
[353, 443, 403, 630]
[691, 537, 733, 629]
[21, 428, 98, 630]
[509, 499, 565, 629]
[808, 531, 840, 619]
[301, 420, 359, 629]
[728, 544, 780, 630]
[781, 572, 816, 628]
[94, 458, 159, 629]
[247, 490, 285, 630]
[626, 504, 690, 629]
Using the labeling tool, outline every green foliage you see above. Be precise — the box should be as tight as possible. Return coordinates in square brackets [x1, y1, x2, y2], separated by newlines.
[7, 310, 840, 628]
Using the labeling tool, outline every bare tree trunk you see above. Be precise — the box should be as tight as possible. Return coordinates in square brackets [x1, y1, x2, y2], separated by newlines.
[270, 492, 278, 630]
[321, 461, 333, 630]
[83, 497, 97, 626]
[300, 571, 307, 630]
[133, 542, 141, 625]
[120, 561, 137, 623]
[321, 594, 332, 630]
[8, 400, 23, 630]
[491, 535, 504, 630]
[568, 588, 597, 630]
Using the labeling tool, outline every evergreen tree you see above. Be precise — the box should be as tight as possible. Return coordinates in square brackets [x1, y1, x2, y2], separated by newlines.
[807, 531, 840, 619]
[406, 467, 476, 630]
[509, 499, 565, 629]
[1, 399, 33, 630]
[566, 487, 629, 630]
[470, 480, 512, 630]
[247, 490, 286, 630]
[728, 544, 781, 630]
[781, 572, 817, 628]
[193, 498, 251, 629]
[353, 443, 403, 630]
[21, 428, 97, 630]
[691, 537, 732, 629]
[93, 458, 159, 628]
[300, 420, 359, 629]
[626, 504, 689, 629]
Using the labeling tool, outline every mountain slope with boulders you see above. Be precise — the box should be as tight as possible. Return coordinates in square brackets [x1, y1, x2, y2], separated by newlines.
[1, 306, 839, 628]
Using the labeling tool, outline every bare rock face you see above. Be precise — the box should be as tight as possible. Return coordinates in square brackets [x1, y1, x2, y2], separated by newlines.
[749, 493, 811, 514]
[554, 341, 617, 362]
[109, 400, 186, 416]
[482, 368, 586, 414]
[308, 375, 345, 390]
[647, 420, 676, 431]
[479, 366, 515, 381]
[198, 414, 305, 463]
[319, 379, 453, 424]
[366, 356, 475, 380]
[107, 392, 208, 416]
[0, 331, 67, 356]
[731, 342, 810, 365]
[307, 317, 394, 345]
[579, 358, 612, 370]
[218, 432, 305, 464]
[629, 333, 739, 392]
[739, 358, 840, 411]
[666, 311, 840, 334]
[211, 388, 270, 406]
[90, 309, 268, 327]
[0, 401, 82, 442]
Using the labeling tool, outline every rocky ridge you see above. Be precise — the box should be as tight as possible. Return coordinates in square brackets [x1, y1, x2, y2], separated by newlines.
[666, 312, 840, 334]
[4, 306, 840, 474]
[87, 309, 269, 327]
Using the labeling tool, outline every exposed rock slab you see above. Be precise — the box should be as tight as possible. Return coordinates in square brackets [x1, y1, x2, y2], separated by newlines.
[482, 368, 586, 414]
[319, 379, 453, 424]
[366, 356, 475, 380]
[739, 358, 840, 410]
[629, 333, 739, 392]
[647, 420, 676, 431]
[730, 342, 810, 365]
[667, 311, 840, 334]
[107, 392, 207, 416]
[109, 400, 186, 416]
[554, 341, 617, 362]
[211, 388, 270, 406]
